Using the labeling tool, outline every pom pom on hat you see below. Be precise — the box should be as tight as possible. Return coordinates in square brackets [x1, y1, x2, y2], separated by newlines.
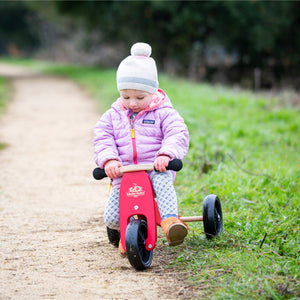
[117, 42, 158, 94]
[130, 42, 152, 57]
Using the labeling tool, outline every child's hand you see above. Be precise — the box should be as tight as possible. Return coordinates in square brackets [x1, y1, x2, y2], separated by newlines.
[154, 155, 170, 172]
[104, 160, 123, 179]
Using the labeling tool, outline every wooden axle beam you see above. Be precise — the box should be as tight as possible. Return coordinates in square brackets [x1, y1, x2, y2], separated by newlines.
[180, 216, 203, 222]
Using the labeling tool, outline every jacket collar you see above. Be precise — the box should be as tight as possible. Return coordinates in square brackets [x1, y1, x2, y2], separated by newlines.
[117, 88, 168, 113]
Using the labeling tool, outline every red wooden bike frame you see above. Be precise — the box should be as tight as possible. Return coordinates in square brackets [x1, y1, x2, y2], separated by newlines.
[119, 170, 162, 252]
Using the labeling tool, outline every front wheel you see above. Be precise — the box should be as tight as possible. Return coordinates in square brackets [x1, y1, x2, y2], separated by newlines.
[203, 194, 223, 239]
[125, 219, 153, 270]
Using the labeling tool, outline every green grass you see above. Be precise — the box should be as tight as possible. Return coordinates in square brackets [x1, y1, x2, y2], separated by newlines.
[1, 59, 299, 299]
[0, 75, 10, 150]
[162, 78, 300, 299]
[0, 76, 9, 114]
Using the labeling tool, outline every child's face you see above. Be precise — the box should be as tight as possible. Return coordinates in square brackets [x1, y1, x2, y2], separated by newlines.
[120, 89, 153, 113]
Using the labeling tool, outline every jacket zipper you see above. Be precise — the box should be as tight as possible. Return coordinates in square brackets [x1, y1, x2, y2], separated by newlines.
[129, 115, 138, 164]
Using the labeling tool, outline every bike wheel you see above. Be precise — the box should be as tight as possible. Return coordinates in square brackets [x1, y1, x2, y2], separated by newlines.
[203, 194, 223, 239]
[106, 227, 120, 247]
[125, 219, 153, 270]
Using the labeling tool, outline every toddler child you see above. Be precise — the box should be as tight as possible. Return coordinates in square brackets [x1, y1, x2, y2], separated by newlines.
[94, 42, 189, 255]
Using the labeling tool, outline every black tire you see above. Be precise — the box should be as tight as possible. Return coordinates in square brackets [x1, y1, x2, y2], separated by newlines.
[203, 194, 223, 239]
[106, 227, 120, 247]
[125, 219, 153, 270]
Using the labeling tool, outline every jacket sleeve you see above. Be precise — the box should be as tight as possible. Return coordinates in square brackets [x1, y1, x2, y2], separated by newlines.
[93, 110, 121, 168]
[156, 109, 189, 160]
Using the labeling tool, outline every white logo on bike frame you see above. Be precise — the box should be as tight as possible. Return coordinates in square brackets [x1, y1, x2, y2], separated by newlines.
[127, 183, 145, 198]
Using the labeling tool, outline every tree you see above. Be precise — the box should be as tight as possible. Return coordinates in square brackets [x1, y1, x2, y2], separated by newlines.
[5, 0, 299, 86]
[51, 1, 300, 75]
[0, 1, 40, 55]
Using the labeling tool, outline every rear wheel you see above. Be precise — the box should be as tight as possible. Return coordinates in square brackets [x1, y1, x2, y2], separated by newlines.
[203, 194, 223, 239]
[106, 227, 120, 247]
[125, 219, 153, 270]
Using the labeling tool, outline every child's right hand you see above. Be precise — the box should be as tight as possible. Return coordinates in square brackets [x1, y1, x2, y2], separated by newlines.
[104, 160, 123, 179]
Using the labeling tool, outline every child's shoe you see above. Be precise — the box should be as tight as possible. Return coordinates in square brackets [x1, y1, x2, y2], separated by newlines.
[160, 217, 188, 246]
[119, 240, 127, 257]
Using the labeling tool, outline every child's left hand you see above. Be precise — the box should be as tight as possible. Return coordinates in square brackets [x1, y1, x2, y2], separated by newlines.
[154, 155, 170, 172]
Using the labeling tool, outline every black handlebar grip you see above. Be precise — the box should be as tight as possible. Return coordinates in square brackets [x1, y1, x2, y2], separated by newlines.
[93, 168, 107, 180]
[93, 159, 183, 180]
[166, 159, 183, 172]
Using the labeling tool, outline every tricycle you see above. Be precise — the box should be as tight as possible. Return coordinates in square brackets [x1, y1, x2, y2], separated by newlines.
[93, 159, 223, 270]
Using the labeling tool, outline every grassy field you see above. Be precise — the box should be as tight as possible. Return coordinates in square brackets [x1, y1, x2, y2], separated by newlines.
[0, 75, 10, 150]
[0, 76, 9, 114]
[1, 60, 299, 299]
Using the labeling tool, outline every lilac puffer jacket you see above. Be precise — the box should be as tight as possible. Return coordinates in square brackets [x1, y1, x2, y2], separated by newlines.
[93, 89, 189, 187]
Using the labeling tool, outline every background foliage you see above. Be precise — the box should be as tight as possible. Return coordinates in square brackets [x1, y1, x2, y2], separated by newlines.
[0, 1, 300, 88]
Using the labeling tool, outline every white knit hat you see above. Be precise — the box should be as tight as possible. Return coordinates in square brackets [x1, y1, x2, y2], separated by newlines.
[116, 42, 159, 94]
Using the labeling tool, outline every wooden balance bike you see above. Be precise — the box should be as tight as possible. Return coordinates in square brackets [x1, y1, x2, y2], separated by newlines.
[93, 159, 223, 270]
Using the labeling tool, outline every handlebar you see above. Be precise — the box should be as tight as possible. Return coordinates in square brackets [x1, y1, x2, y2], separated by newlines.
[93, 159, 183, 180]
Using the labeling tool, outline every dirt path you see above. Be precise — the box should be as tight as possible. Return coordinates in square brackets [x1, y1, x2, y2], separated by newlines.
[0, 64, 194, 299]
